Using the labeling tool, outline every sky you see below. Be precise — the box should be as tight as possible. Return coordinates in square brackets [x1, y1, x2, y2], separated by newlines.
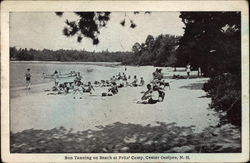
[10, 12, 184, 52]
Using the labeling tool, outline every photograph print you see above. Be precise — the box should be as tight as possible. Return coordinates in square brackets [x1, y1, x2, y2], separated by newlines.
[9, 11, 242, 154]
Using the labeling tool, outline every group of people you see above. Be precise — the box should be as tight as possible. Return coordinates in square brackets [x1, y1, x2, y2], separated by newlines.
[138, 68, 169, 104]
[47, 69, 147, 98]
[172, 63, 202, 79]
[24, 67, 169, 104]
[50, 71, 95, 97]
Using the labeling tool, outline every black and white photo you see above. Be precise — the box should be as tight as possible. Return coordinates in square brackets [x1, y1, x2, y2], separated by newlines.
[1, 1, 249, 162]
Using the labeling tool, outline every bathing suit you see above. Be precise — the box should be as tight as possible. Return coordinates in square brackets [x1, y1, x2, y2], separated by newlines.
[25, 73, 31, 81]
[26, 77, 31, 81]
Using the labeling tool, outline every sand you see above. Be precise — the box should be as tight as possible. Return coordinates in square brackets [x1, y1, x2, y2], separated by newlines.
[10, 76, 219, 133]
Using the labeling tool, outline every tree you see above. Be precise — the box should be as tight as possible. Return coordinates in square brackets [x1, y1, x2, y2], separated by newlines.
[129, 34, 180, 66]
[132, 42, 142, 54]
[176, 12, 240, 76]
[145, 35, 154, 50]
[56, 12, 151, 44]
[176, 12, 241, 126]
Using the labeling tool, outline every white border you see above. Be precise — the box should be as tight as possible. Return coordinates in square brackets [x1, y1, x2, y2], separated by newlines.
[1, 1, 249, 162]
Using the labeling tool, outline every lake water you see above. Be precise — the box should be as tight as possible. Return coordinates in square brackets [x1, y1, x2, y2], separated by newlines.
[10, 61, 170, 88]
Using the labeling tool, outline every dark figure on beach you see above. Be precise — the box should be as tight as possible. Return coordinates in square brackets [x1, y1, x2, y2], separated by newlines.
[74, 72, 82, 83]
[54, 70, 60, 86]
[186, 63, 191, 79]
[118, 72, 122, 80]
[159, 80, 170, 90]
[132, 75, 138, 87]
[139, 84, 159, 104]
[108, 82, 118, 95]
[139, 77, 145, 86]
[153, 85, 165, 102]
[153, 68, 163, 80]
[72, 81, 83, 99]
[83, 82, 95, 94]
[173, 74, 185, 79]
[152, 69, 158, 79]
[122, 72, 127, 80]
[25, 68, 32, 89]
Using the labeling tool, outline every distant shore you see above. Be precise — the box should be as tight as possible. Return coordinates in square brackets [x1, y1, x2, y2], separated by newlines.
[10, 60, 122, 65]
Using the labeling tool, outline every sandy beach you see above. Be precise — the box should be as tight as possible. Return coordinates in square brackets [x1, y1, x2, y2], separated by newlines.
[10, 69, 219, 133]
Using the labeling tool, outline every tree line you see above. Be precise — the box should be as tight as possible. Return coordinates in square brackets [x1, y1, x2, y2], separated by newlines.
[10, 47, 132, 62]
[10, 33, 180, 67]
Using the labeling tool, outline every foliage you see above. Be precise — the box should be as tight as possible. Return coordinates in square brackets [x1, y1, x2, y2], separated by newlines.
[10, 122, 240, 153]
[10, 47, 132, 63]
[10, 33, 180, 67]
[57, 12, 150, 44]
[203, 73, 241, 126]
[176, 12, 241, 126]
[131, 34, 181, 66]
[176, 12, 240, 75]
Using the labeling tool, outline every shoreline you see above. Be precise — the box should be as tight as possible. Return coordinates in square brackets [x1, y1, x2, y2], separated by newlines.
[10, 77, 219, 134]
[10, 60, 122, 65]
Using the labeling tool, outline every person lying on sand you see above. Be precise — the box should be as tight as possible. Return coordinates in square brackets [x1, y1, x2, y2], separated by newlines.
[106, 80, 111, 87]
[100, 80, 106, 87]
[47, 85, 66, 95]
[82, 82, 95, 94]
[172, 74, 185, 79]
[101, 82, 118, 96]
[58, 83, 70, 94]
[108, 82, 118, 95]
[152, 79, 170, 90]
[159, 80, 171, 90]
[94, 81, 101, 87]
[117, 79, 125, 88]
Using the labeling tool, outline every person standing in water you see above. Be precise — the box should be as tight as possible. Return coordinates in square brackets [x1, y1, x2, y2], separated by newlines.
[24, 68, 32, 89]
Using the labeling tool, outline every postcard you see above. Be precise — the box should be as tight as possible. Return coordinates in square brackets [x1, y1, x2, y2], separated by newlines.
[1, 0, 249, 162]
